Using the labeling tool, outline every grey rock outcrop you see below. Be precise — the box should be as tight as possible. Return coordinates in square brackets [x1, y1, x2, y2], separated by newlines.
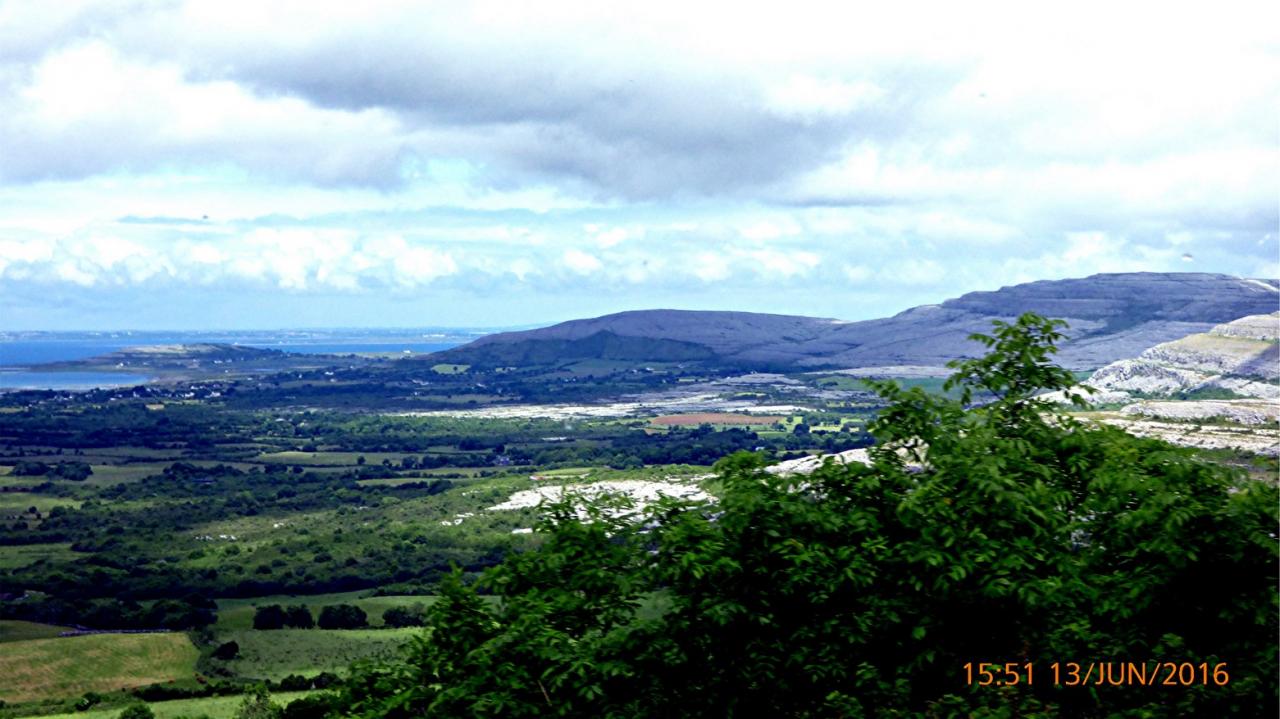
[1084, 311, 1280, 400]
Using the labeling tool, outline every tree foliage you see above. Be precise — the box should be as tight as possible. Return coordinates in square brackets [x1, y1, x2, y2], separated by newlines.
[284, 604, 315, 629]
[253, 604, 287, 631]
[327, 313, 1278, 717]
[318, 604, 368, 630]
[117, 703, 155, 719]
[234, 684, 281, 719]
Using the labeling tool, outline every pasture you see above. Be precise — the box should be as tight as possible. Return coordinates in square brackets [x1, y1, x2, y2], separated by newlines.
[650, 412, 783, 427]
[0, 543, 81, 570]
[219, 628, 419, 680]
[16, 691, 314, 719]
[214, 592, 436, 631]
[0, 632, 199, 703]
[0, 620, 66, 643]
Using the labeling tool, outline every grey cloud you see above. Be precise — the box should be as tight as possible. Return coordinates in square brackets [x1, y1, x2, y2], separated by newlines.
[25, 4, 951, 198]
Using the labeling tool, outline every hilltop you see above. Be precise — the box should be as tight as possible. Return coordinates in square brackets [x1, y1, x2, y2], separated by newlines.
[435, 273, 1280, 371]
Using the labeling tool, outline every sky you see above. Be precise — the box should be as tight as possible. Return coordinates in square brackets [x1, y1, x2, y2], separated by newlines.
[0, 1, 1276, 330]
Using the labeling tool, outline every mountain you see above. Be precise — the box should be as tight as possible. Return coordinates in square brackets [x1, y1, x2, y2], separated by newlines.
[1047, 311, 1280, 456]
[1082, 311, 1279, 400]
[436, 273, 1280, 371]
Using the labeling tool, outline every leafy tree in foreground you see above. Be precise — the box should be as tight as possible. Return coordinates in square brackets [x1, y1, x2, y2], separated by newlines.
[330, 313, 1278, 718]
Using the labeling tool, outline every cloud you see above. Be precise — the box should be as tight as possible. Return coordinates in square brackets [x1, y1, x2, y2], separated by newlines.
[561, 249, 604, 275]
[0, 1, 1275, 329]
[1, 40, 407, 185]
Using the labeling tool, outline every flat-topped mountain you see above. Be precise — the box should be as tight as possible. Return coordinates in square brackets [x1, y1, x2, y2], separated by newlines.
[436, 273, 1279, 371]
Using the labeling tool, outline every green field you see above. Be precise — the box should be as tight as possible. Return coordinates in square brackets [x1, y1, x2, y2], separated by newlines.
[0, 632, 199, 703]
[84, 463, 169, 484]
[0, 543, 81, 570]
[0, 496, 82, 515]
[0, 620, 66, 643]
[214, 592, 437, 631]
[255, 451, 416, 466]
[219, 628, 418, 680]
[17, 691, 315, 719]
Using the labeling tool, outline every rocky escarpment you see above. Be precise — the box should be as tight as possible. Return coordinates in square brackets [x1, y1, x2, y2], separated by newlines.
[436, 273, 1279, 371]
[1084, 312, 1279, 400]
[1054, 312, 1279, 457]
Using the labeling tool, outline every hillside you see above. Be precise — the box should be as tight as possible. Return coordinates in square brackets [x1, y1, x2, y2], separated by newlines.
[1085, 311, 1280, 400]
[435, 273, 1280, 371]
[1053, 311, 1280, 456]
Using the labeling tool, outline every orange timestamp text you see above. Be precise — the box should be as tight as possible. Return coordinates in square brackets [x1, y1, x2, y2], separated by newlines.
[963, 661, 1230, 687]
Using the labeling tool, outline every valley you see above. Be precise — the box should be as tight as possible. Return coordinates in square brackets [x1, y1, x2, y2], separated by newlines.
[0, 273, 1276, 718]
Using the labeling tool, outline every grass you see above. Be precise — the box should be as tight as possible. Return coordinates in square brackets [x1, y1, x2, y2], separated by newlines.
[84, 464, 169, 485]
[0, 620, 66, 643]
[0, 543, 81, 570]
[533, 467, 595, 478]
[650, 413, 783, 427]
[218, 628, 418, 680]
[255, 451, 414, 466]
[431, 363, 470, 374]
[16, 691, 315, 719]
[0, 476, 47, 489]
[0, 633, 199, 703]
[0, 496, 82, 515]
[214, 592, 437, 631]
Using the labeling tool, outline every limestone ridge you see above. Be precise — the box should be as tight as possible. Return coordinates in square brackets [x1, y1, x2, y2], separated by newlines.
[436, 273, 1280, 371]
[1085, 311, 1280, 400]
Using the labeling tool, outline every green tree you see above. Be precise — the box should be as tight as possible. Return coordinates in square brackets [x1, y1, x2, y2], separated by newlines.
[328, 313, 1278, 717]
[381, 604, 428, 628]
[284, 604, 314, 629]
[317, 603, 367, 629]
[117, 703, 155, 719]
[252, 604, 287, 630]
[212, 640, 240, 661]
[234, 684, 280, 719]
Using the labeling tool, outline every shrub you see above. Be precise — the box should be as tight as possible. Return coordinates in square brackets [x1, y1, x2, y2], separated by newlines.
[212, 640, 240, 660]
[317, 603, 367, 629]
[117, 703, 155, 719]
[283, 604, 314, 629]
[75, 692, 103, 711]
[252, 604, 286, 630]
[234, 684, 279, 719]
[381, 604, 428, 628]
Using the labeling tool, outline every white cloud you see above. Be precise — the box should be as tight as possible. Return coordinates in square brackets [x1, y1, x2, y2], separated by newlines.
[764, 74, 885, 119]
[842, 264, 872, 282]
[561, 249, 603, 275]
[691, 251, 731, 282]
[0, 1, 1274, 327]
[745, 249, 820, 279]
[890, 259, 946, 287]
